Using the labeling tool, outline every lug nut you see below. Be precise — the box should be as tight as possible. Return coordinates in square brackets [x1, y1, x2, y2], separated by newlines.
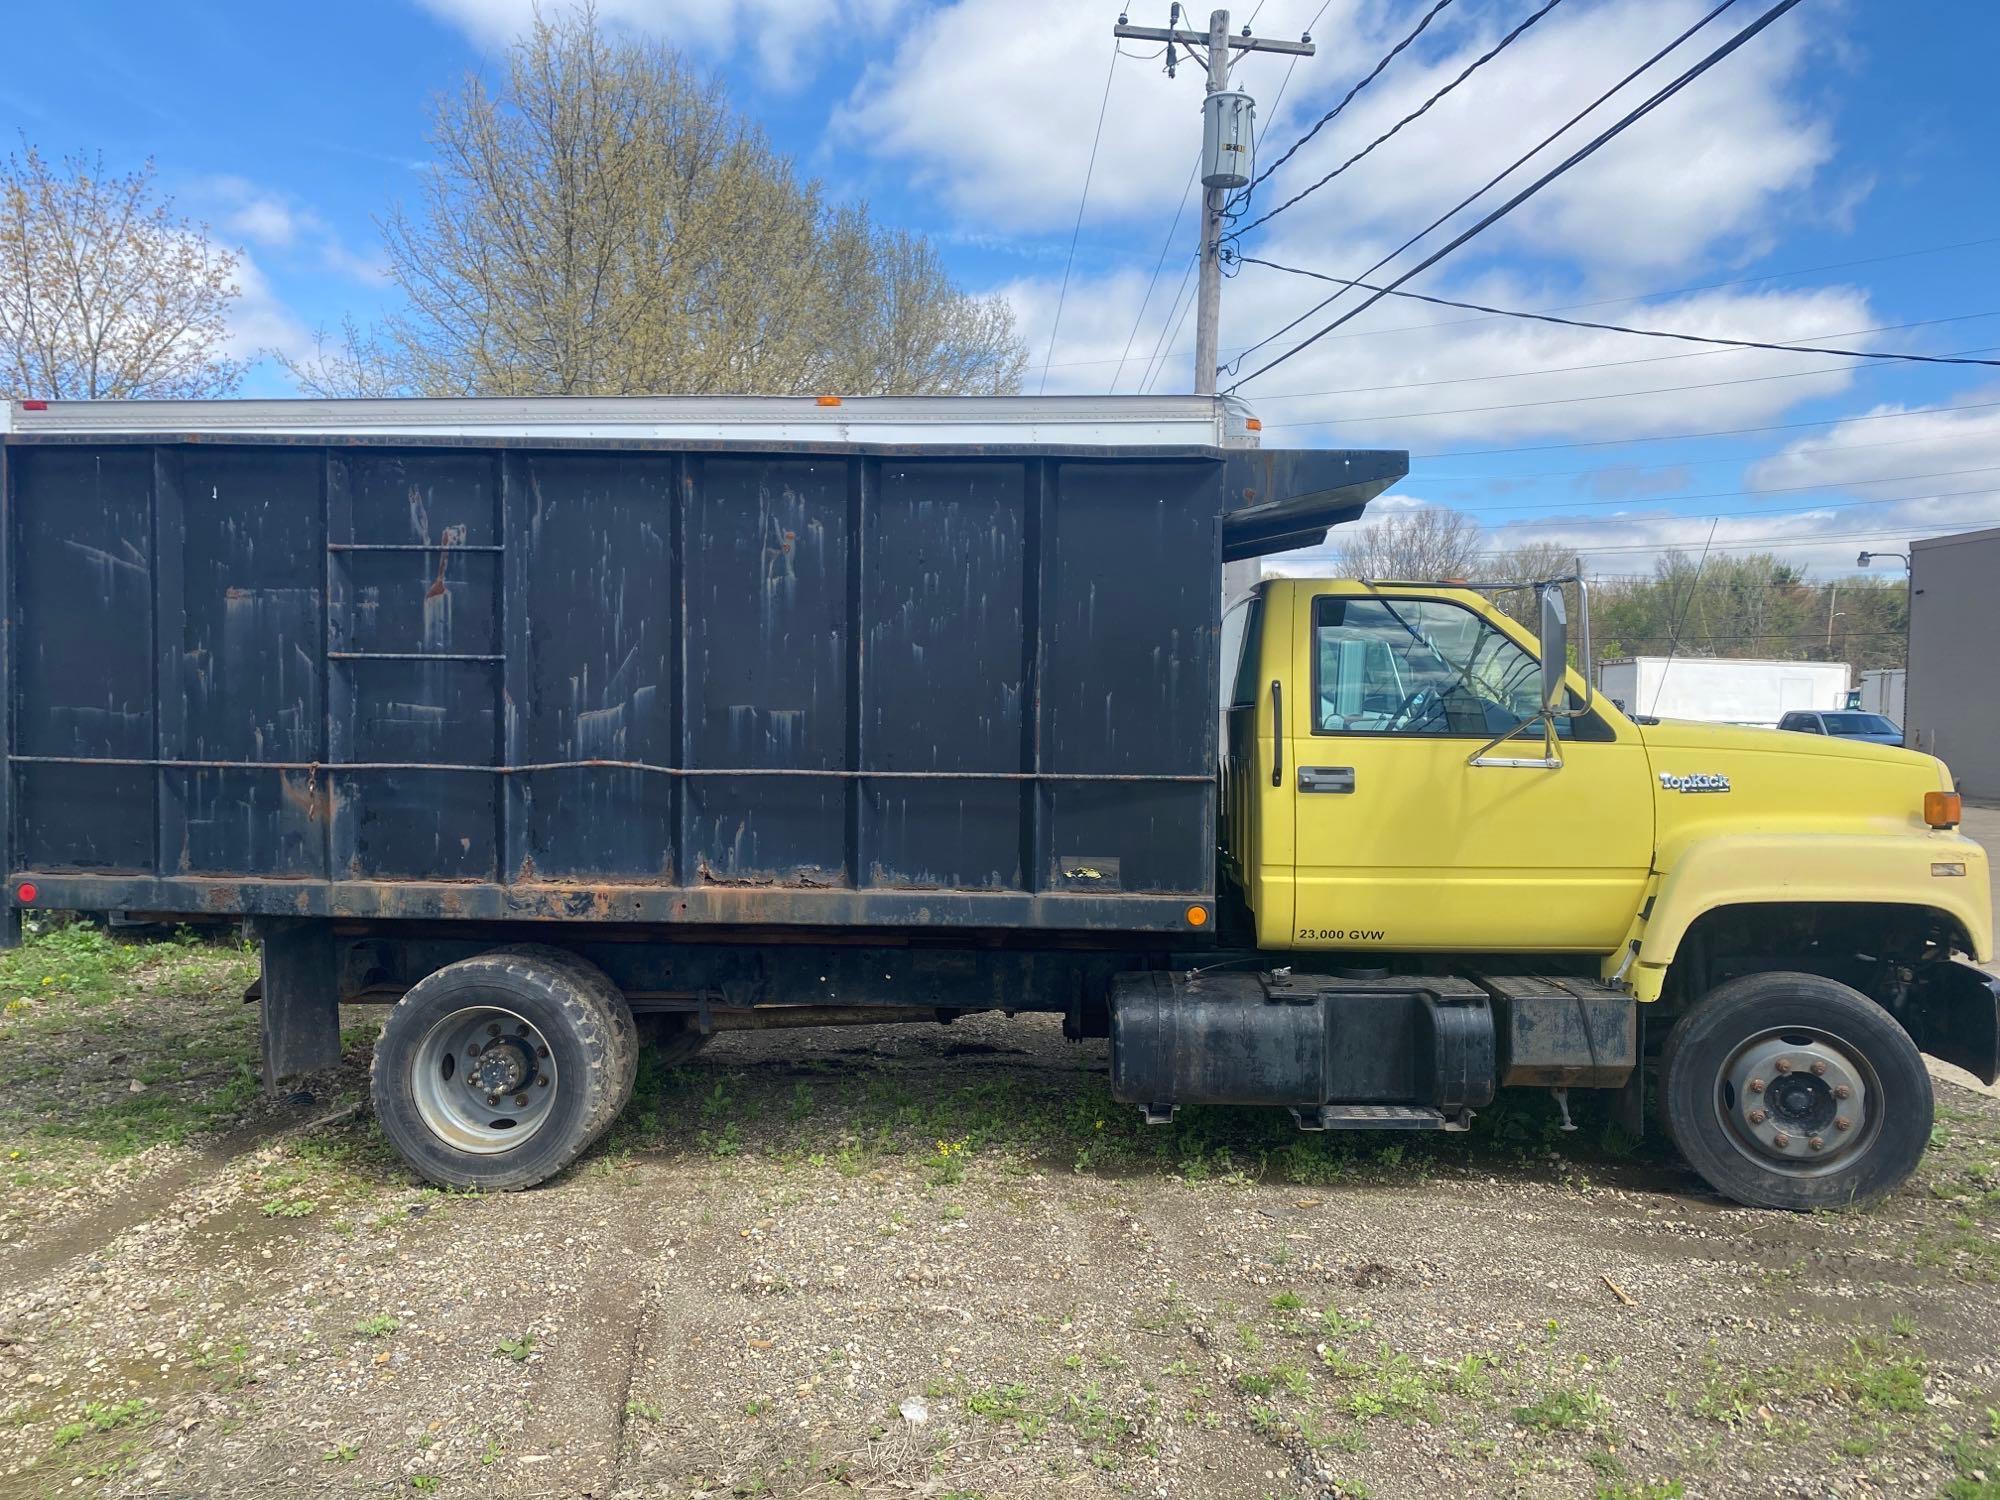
[537, 1076, 550, 1088]
[1809, 1136, 1825, 1151]
[1748, 1078, 1766, 1094]
[516, 1023, 530, 1036]
[486, 1093, 500, 1106]
[1774, 1132, 1791, 1148]
[467, 1043, 482, 1058]
[1835, 1116, 1852, 1131]
[1833, 1084, 1851, 1100]
[1811, 1060, 1827, 1075]
[1748, 1109, 1768, 1125]
[1774, 1058, 1793, 1074]
[512, 1093, 527, 1107]
[487, 1024, 501, 1038]
[537, 1045, 550, 1058]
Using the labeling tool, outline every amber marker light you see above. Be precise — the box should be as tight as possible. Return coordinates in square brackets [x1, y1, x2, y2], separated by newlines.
[1924, 791, 1962, 829]
[1186, 905, 1209, 927]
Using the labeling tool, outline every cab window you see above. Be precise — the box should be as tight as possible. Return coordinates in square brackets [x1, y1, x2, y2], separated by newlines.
[1311, 596, 1548, 737]
[1228, 597, 1264, 709]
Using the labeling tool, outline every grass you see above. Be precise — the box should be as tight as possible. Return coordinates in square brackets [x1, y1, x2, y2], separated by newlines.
[50, 1400, 151, 1449]
[0, 922, 262, 1160]
[354, 1315, 402, 1339]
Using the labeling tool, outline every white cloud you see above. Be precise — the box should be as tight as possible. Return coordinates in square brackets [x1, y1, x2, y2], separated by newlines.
[222, 252, 319, 370]
[413, 0, 910, 89]
[1011, 256, 1881, 445]
[1747, 396, 2000, 492]
[196, 176, 387, 286]
[840, 0, 1833, 271]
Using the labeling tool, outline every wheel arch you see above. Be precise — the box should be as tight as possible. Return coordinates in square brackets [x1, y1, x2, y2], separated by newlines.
[1623, 830, 1991, 1000]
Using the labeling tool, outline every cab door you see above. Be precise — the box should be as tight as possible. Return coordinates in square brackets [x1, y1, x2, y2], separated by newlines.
[1285, 588, 1653, 954]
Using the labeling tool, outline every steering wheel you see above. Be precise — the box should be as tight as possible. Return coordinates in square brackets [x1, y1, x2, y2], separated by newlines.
[1384, 685, 1441, 733]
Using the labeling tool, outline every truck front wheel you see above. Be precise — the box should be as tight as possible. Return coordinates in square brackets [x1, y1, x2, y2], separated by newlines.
[371, 949, 636, 1191]
[1660, 971, 1932, 1211]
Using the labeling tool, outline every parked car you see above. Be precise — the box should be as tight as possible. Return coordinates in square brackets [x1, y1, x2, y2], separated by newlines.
[1777, 709, 1905, 745]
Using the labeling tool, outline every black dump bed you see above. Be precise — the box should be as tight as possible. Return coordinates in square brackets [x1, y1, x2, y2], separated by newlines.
[0, 396, 1401, 936]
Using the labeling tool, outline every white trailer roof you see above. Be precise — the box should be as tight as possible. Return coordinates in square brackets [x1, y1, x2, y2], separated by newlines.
[2, 393, 1262, 449]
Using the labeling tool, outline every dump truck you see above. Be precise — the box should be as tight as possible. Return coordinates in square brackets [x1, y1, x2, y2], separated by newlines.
[1, 394, 1992, 1210]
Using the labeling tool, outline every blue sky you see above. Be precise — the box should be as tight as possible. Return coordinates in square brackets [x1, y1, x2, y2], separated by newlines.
[4, 0, 1996, 576]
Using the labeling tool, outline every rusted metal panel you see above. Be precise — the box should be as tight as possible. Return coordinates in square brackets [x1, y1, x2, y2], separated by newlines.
[2, 427, 1402, 934]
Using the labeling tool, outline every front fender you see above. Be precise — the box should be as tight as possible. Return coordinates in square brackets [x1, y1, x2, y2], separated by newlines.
[1623, 831, 1993, 999]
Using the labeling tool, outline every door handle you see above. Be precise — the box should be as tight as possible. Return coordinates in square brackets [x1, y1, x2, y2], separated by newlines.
[1270, 680, 1283, 788]
[1298, 766, 1355, 794]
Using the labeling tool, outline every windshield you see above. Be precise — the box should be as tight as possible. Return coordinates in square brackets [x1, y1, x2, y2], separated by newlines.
[1822, 713, 1900, 735]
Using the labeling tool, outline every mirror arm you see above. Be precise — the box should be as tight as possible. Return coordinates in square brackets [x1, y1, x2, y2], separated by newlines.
[1466, 709, 1563, 769]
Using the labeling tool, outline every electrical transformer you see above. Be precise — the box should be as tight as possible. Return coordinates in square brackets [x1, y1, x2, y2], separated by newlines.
[1200, 89, 1255, 188]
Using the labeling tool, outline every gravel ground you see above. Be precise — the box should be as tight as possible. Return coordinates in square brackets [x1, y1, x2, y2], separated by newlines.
[4, 926, 2000, 1500]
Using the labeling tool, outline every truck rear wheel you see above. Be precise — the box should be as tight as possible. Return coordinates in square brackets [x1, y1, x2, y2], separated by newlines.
[370, 949, 635, 1191]
[1660, 971, 1932, 1211]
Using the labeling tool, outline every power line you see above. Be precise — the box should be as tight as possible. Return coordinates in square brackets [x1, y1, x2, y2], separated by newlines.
[1256, 342, 2000, 428]
[1139, 256, 1199, 393]
[1483, 480, 2000, 530]
[1233, 0, 1807, 389]
[1027, 231, 2000, 374]
[1401, 395, 2000, 460]
[1237, 257, 2000, 371]
[1230, 0, 1566, 241]
[1113, 159, 1202, 393]
[1037, 44, 1119, 395]
[1240, 0, 1459, 200]
[1248, 312, 2000, 402]
[1566, 519, 2000, 556]
[1445, 465, 2000, 517]
[1147, 269, 1202, 392]
[1226, 0, 1743, 378]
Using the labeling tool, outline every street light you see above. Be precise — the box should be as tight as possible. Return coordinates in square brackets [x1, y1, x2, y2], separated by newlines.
[1857, 550, 1909, 570]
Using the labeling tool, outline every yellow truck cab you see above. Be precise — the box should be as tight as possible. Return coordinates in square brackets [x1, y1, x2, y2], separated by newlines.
[1139, 574, 1996, 1211]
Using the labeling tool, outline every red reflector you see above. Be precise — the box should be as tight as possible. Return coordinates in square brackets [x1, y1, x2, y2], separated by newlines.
[21, 400, 48, 411]
[16, 882, 38, 905]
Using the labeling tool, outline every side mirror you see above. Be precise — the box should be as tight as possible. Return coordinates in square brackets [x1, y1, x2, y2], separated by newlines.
[1539, 587, 1568, 715]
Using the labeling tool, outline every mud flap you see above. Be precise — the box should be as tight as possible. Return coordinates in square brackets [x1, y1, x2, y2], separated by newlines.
[1904, 959, 2000, 1086]
[256, 918, 343, 1088]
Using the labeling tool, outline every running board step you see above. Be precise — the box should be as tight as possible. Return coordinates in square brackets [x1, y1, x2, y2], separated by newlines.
[1289, 1104, 1471, 1132]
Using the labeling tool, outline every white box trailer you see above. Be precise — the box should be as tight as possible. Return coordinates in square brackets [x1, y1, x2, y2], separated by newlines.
[1856, 667, 1907, 726]
[1597, 656, 1851, 727]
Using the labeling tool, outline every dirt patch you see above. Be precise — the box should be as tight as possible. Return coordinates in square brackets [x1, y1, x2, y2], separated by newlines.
[3, 972, 2000, 1498]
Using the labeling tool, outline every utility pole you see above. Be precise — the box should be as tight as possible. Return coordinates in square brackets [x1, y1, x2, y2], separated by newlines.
[1114, 8, 1314, 394]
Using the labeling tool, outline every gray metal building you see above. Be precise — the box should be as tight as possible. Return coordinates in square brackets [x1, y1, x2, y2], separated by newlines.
[1907, 526, 2000, 798]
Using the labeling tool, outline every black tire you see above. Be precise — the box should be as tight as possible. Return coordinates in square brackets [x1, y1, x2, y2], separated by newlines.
[1660, 971, 1932, 1211]
[488, 944, 638, 1140]
[370, 950, 630, 1191]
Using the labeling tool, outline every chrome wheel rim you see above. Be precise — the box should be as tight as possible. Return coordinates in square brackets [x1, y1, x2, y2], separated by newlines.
[1714, 1024, 1880, 1177]
[410, 1005, 558, 1154]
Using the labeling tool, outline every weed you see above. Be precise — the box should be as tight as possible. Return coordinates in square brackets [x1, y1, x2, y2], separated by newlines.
[1269, 1291, 1305, 1312]
[624, 1399, 662, 1422]
[493, 1332, 536, 1363]
[51, 1400, 150, 1449]
[354, 1314, 402, 1339]
[322, 1442, 361, 1462]
[928, 1137, 970, 1186]
[410, 1477, 440, 1494]
[1595, 1484, 1684, 1500]
[1514, 1385, 1610, 1434]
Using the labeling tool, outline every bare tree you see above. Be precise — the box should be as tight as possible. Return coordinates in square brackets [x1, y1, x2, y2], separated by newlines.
[0, 145, 244, 400]
[1334, 507, 1484, 581]
[298, 8, 1024, 399]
